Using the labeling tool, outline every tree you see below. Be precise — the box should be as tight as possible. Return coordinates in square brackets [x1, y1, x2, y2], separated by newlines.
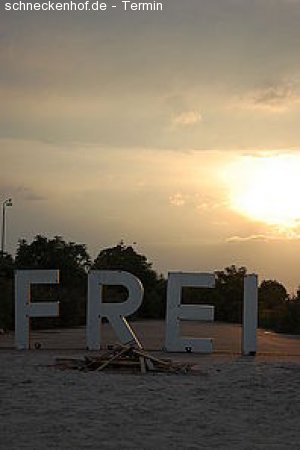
[93, 242, 166, 318]
[0, 252, 15, 330]
[258, 279, 288, 310]
[0, 252, 15, 273]
[258, 279, 289, 331]
[213, 265, 247, 323]
[15, 235, 91, 327]
[15, 235, 90, 283]
[281, 292, 300, 334]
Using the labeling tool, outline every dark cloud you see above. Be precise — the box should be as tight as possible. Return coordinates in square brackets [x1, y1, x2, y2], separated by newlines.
[0, 184, 47, 202]
[1, 0, 300, 149]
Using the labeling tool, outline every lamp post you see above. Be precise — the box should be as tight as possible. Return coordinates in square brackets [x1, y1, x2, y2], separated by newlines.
[1, 198, 13, 254]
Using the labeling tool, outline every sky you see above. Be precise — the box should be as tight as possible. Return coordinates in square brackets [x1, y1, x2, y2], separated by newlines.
[2, 0, 300, 293]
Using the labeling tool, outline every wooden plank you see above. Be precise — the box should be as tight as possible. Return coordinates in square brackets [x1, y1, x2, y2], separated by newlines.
[139, 356, 146, 374]
[145, 358, 155, 371]
[96, 346, 131, 371]
[132, 348, 172, 366]
[107, 360, 140, 367]
[54, 344, 192, 374]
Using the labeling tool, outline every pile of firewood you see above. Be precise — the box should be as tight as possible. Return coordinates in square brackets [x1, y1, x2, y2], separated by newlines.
[54, 344, 192, 374]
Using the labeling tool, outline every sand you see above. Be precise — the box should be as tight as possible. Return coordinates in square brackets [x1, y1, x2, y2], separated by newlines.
[0, 322, 299, 449]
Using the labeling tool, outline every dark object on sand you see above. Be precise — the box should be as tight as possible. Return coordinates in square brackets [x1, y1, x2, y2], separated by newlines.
[54, 344, 192, 374]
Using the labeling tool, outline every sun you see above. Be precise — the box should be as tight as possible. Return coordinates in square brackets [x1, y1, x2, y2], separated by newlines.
[226, 154, 300, 228]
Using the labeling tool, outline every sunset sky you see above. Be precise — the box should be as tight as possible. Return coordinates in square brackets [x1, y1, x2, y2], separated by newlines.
[2, 0, 300, 293]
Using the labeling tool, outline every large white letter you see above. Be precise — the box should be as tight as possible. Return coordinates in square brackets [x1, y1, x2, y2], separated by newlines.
[165, 272, 215, 353]
[242, 274, 258, 356]
[87, 270, 143, 350]
[15, 270, 60, 350]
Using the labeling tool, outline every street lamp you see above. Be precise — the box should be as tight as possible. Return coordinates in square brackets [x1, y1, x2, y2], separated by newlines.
[1, 198, 13, 254]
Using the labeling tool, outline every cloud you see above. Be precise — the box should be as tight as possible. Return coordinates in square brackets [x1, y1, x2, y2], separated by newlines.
[16, 187, 46, 201]
[196, 198, 227, 212]
[3, 1, 300, 151]
[226, 234, 273, 242]
[172, 110, 203, 127]
[251, 86, 295, 111]
[0, 183, 47, 202]
[236, 81, 300, 113]
[168, 192, 226, 212]
[227, 230, 300, 242]
[169, 193, 186, 207]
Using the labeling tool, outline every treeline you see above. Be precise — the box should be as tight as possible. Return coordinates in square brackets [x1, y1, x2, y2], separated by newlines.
[0, 235, 300, 334]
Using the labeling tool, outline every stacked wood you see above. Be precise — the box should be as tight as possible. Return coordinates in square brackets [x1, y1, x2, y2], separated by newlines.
[55, 344, 192, 374]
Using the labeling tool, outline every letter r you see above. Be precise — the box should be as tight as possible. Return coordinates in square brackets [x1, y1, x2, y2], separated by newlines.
[86, 270, 143, 350]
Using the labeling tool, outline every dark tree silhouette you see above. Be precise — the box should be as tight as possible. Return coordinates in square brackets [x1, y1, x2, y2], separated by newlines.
[15, 235, 91, 327]
[259, 279, 288, 310]
[93, 241, 166, 318]
[1, 235, 299, 333]
[0, 252, 15, 330]
[16, 235, 90, 280]
[214, 265, 247, 323]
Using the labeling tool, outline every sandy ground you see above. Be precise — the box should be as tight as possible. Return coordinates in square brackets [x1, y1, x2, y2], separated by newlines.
[1, 322, 299, 449]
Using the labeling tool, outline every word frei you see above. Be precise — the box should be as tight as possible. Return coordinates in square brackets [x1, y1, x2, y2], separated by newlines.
[14, 270, 258, 355]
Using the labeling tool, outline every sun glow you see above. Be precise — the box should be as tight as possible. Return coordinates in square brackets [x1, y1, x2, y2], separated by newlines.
[226, 154, 300, 228]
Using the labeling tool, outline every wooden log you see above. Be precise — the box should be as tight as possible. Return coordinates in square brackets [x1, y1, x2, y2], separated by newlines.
[139, 356, 146, 374]
[145, 358, 155, 371]
[96, 346, 131, 371]
[107, 360, 141, 367]
[54, 344, 193, 374]
[132, 348, 173, 367]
